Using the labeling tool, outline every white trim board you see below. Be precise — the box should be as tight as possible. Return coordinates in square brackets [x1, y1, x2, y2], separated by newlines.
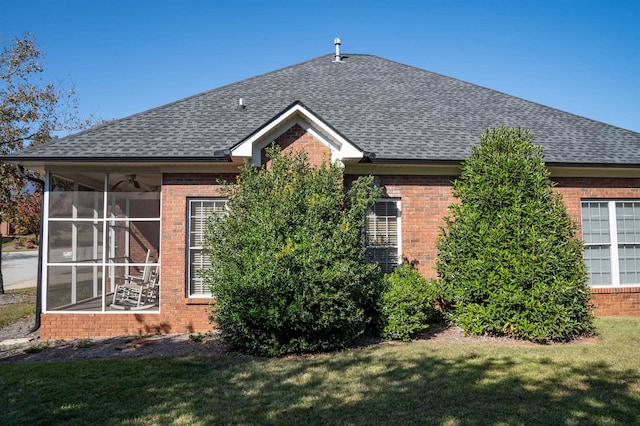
[231, 103, 362, 166]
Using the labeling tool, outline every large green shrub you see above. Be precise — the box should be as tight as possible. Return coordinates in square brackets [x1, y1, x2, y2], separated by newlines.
[203, 146, 382, 356]
[436, 127, 594, 342]
[380, 263, 438, 341]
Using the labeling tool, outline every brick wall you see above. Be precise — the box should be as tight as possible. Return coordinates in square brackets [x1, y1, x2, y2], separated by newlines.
[40, 147, 640, 339]
[262, 124, 331, 168]
[368, 174, 457, 279]
[372, 175, 640, 316]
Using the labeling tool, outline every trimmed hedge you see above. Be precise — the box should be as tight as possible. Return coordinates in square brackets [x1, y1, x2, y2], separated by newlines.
[380, 263, 438, 341]
[203, 146, 383, 356]
[436, 127, 594, 342]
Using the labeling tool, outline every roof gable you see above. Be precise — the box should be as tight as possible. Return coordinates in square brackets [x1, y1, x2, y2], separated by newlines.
[231, 101, 363, 165]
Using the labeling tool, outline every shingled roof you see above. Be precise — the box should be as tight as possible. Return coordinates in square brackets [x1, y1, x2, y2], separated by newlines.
[8, 53, 640, 166]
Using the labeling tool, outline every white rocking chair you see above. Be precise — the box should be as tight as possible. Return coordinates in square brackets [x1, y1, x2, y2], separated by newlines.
[111, 251, 159, 310]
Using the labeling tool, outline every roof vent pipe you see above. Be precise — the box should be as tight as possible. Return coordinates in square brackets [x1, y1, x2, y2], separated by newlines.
[333, 37, 343, 62]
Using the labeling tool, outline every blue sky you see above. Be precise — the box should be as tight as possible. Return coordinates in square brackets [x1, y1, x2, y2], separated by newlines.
[2, 0, 639, 133]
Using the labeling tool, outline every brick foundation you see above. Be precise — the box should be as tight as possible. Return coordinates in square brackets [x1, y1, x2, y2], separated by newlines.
[590, 287, 640, 317]
[39, 311, 211, 340]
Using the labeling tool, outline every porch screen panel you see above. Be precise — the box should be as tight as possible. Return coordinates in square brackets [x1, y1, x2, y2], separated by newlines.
[107, 191, 160, 219]
[46, 265, 103, 310]
[49, 177, 103, 219]
[45, 172, 161, 312]
[188, 199, 227, 296]
[365, 200, 400, 273]
[47, 221, 103, 263]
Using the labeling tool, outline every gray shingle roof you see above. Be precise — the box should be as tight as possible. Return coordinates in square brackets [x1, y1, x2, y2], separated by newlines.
[8, 54, 640, 165]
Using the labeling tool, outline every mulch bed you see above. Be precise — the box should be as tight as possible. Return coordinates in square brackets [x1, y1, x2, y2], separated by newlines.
[0, 294, 597, 364]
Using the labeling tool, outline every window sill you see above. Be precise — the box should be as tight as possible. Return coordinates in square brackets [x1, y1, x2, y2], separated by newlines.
[186, 297, 215, 305]
[590, 286, 640, 294]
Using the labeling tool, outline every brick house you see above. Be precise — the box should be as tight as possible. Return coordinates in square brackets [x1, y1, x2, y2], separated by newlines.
[5, 51, 640, 340]
[0, 221, 13, 237]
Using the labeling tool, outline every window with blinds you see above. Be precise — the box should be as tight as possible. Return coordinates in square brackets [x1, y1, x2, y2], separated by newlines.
[188, 199, 227, 296]
[582, 200, 640, 286]
[365, 199, 400, 273]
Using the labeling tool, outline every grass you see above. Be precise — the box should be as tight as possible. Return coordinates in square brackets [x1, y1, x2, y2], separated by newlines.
[5, 287, 36, 300]
[1, 235, 12, 245]
[0, 287, 37, 327]
[0, 318, 638, 425]
[5, 287, 37, 296]
[1, 234, 38, 251]
[23, 342, 49, 353]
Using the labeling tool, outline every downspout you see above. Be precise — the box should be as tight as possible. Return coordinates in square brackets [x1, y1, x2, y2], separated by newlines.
[18, 166, 44, 333]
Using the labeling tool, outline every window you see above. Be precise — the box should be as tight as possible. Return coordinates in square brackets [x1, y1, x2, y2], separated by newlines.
[582, 200, 640, 286]
[365, 199, 401, 273]
[188, 199, 227, 296]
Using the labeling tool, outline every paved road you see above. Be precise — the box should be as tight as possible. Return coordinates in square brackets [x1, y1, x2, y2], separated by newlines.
[1, 250, 38, 290]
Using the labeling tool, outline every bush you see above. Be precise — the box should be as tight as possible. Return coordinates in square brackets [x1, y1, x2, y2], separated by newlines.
[24, 236, 37, 249]
[436, 127, 594, 342]
[204, 145, 383, 356]
[12, 237, 24, 248]
[380, 263, 438, 341]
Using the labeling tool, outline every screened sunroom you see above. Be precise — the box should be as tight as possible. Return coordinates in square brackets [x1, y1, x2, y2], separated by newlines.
[44, 172, 161, 312]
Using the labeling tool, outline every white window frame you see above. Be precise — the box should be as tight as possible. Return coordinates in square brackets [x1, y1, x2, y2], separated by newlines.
[187, 198, 227, 297]
[364, 199, 402, 273]
[582, 199, 640, 287]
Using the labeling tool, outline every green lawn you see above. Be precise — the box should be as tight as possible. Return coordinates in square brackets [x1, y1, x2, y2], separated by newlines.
[0, 287, 37, 327]
[1, 317, 639, 425]
[4, 287, 37, 296]
[1, 234, 38, 251]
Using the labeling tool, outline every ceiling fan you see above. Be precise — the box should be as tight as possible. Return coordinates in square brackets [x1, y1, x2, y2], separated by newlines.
[110, 174, 156, 192]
